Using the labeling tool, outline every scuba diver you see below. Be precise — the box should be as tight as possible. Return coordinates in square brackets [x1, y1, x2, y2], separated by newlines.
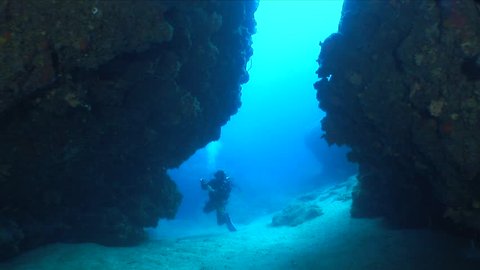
[200, 170, 237, 232]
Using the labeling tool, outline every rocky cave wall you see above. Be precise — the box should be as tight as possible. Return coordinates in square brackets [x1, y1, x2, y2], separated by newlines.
[0, 0, 256, 260]
[316, 0, 480, 234]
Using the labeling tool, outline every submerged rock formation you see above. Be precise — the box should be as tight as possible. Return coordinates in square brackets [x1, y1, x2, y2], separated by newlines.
[0, 0, 256, 260]
[316, 0, 480, 234]
[271, 202, 323, 227]
[304, 124, 358, 181]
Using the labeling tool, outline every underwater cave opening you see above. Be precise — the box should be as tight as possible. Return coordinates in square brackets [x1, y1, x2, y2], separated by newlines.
[151, 0, 356, 237]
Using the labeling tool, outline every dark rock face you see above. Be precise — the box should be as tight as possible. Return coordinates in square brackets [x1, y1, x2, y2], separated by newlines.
[0, 0, 256, 260]
[316, 0, 480, 233]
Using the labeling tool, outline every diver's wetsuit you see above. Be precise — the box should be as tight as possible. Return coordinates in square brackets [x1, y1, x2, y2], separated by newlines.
[201, 172, 236, 231]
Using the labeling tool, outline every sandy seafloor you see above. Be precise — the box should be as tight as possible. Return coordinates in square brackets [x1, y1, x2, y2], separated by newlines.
[2, 178, 480, 270]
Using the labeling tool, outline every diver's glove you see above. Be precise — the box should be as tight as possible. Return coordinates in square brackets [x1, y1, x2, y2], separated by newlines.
[200, 178, 208, 189]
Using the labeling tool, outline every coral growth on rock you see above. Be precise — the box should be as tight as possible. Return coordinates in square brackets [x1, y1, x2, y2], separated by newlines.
[315, 0, 480, 234]
[0, 0, 256, 260]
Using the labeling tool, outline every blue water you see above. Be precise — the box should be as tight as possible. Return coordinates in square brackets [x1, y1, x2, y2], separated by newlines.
[162, 0, 356, 226]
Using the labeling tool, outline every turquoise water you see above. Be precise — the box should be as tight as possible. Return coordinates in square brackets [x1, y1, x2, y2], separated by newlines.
[167, 0, 355, 225]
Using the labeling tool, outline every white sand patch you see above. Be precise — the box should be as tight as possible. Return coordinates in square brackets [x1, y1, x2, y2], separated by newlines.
[1, 179, 480, 270]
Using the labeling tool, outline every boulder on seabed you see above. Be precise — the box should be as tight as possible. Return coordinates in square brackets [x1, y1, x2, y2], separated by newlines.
[271, 202, 323, 227]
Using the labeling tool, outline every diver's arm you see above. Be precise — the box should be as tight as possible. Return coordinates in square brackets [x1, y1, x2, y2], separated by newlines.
[206, 185, 215, 192]
[200, 179, 215, 192]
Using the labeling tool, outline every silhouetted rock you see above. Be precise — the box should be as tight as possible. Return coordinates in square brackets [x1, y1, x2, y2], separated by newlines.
[304, 124, 358, 182]
[0, 0, 256, 260]
[315, 0, 480, 235]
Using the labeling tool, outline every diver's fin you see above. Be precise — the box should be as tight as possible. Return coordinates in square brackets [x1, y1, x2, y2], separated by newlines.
[225, 214, 237, 232]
